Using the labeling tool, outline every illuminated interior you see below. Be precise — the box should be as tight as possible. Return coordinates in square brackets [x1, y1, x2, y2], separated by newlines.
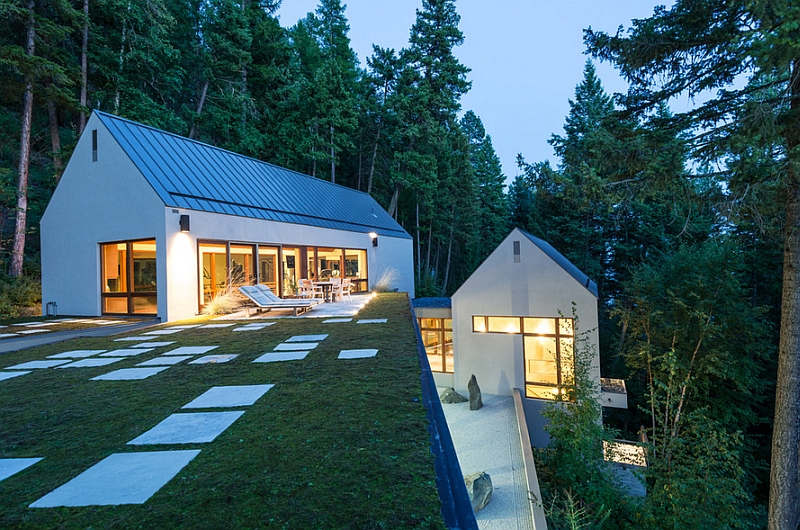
[100, 239, 157, 315]
[472, 315, 575, 400]
[419, 318, 453, 373]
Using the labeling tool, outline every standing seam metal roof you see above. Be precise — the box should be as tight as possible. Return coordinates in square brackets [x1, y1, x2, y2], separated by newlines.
[95, 111, 410, 239]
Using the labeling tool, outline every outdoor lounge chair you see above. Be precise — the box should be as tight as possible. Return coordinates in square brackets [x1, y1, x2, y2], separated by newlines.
[238, 285, 323, 316]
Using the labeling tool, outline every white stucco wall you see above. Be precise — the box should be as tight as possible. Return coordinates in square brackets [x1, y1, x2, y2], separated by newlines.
[41, 115, 166, 318]
[451, 228, 600, 397]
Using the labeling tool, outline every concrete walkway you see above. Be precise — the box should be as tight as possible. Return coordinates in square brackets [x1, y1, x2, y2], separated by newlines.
[0, 320, 158, 354]
[441, 393, 535, 530]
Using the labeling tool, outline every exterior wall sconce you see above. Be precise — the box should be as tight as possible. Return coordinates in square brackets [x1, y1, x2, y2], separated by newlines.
[180, 214, 190, 232]
[369, 232, 378, 247]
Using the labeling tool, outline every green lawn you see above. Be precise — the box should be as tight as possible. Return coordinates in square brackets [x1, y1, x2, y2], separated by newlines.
[0, 293, 444, 529]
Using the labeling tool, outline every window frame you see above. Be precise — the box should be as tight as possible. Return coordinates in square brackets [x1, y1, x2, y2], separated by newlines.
[418, 317, 454, 373]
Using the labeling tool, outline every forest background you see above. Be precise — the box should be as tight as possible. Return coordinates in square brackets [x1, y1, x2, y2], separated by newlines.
[1, 0, 797, 528]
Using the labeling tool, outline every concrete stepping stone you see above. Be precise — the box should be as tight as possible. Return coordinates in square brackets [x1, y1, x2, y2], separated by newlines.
[338, 349, 379, 359]
[199, 323, 235, 329]
[58, 358, 125, 369]
[91, 367, 170, 381]
[164, 346, 218, 356]
[0, 457, 43, 483]
[286, 334, 328, 342]
[128, 411, 244, 444]
[232, 323, 274, 331]
[93, 320, 126, 325]
[167, 325, 203, 329]
[182, 384, 274, 409]
[128, 341, 175, 348]
[188, 354, 238, 364]
[274, 342, 318, 351]
[17, 329, 50, 335]
[23, 322, 58, 327]
[47, 350, 107, 359]
[0, 371, 30, 381]
[253, 351, 309, 363]
[136, 356, 193, 366]
[29, 450, 200, 507]
[14, 322, 41, 326]
[322, 318, 352, 323]
[99, 348, 154, 357]
[5, 359, 71, 370]
[357, 319, 387, 324]
[0, 333, 20, 339]
[115, 336, 156, 342]
[144, 329, 184, 335]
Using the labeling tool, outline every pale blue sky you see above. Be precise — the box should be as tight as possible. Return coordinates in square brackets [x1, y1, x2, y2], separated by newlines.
[277, 1, 663, 181]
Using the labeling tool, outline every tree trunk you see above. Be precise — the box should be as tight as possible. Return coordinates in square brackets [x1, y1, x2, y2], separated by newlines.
[10, 0, 36, 278]
[768, 56, 800, 530]
[367, 123, 381, 195]
[188, 80, 209, 139]
[78, 0, 88, 134]
[415, 198, 421, 279]
[330, 124, 335, 183]
[441, 208, 454, 295]
[47, 95, 63, 179]
[388, 183, 400, 219]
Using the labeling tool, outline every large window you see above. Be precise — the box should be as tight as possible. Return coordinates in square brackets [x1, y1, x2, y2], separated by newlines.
[473, 315, 574, 400]
[419, 318, 453, 373]
[101, 239, 157, 315]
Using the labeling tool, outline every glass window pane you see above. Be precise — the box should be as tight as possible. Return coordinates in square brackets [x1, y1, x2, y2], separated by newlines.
[473, 316, 486, 332]
[559, 318, 574, 336]
[428, 353, 444, 372]
[344, 249, 367, 281]
[103, 297, 128, 313]
[526, 385, 559, 400]
[257, 246, 279, 293]
[131, 240, 157, 292]
[444, 331, 454, 373]
[230, 244, 255, 287]
[200, 243, 227, 304]
[282, 247, 299, 295]
[131, 296, 157, 314]
[488, 317, 520, 334]
[525, 336, 558, 385]
[444, 318, 452, 331]
[420, 318, 441, 330]
[317, 247, 343, 279]
[523, 317, 556, 335]
[560, 338, 575, 384]
[101, 243, 127, 293]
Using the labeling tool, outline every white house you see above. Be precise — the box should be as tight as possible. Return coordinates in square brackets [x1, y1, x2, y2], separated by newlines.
[414, 228, 625, 447]
[41, 111, 414, 322]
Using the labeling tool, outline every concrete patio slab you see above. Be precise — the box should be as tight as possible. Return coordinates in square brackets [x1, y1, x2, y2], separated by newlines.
[114, 336, 156, 342]
[0, 457, 43, 483]
[164, 346, 218, 356]
[338, 349, 379, 359]
[357, 319, 387, 324]
[322, 318, 352, 323]
[286, 334, 328, 342]
[0, 371, 30, 381]
[29, 450, 200, 507]
[5, 359, 71, 370]
[274, 342, 318, 351]
[188, 354, 238, 364]
[253, 351, 309, 363]
[182, 384, 275, 409]
[128, 411, 245, 444]
[128, 341, 175, 348]
[136, 356, 194, 366]
[91, 367, 170, 381]
[47, 349, 107, 359]
[57, 358, 125, 369]
[99, 348, 154, 357]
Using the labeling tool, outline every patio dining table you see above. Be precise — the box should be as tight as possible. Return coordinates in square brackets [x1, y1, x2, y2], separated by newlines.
[312, 280, 337, 302]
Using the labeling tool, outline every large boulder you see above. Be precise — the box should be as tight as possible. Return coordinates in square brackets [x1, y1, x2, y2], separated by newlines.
[440, 387, 468, 404]
[468, 374, 483, 411]
[464, 471, 493, 513]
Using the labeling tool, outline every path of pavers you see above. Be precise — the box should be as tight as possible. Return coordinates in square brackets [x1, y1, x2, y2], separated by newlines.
[0, 458, 43, 483]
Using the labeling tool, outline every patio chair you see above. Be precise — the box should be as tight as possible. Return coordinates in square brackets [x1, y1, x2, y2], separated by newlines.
[238, 285, 322, 316]
[334, 278, 352, 302]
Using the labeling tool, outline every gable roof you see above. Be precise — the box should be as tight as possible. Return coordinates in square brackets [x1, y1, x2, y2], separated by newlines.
[517, 228, 599, 297]
[94, 111, 410, 239]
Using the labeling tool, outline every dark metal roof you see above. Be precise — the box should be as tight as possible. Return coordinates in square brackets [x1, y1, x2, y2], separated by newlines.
[411, 297, 452, 309]
[518, 229, 599, 297]
[95, 111, 411, 239]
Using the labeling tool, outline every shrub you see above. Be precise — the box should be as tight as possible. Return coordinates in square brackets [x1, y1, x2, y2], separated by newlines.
[0, 274, 41, 317]
[372, 267, 398, 292]
[201, 291, 239, 315]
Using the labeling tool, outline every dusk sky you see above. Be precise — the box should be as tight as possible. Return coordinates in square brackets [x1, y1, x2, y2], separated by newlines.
[277, 1, 667, 183]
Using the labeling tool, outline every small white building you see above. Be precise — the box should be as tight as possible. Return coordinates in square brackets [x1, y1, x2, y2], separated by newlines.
[414, 228, 625, 446]
[41, 111, 414, 322]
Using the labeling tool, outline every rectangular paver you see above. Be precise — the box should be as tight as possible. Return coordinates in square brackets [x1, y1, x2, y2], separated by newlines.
[57, 358, 125, 369]
[322, 318, 352, 323]
[182, 384, 274, 409]
[0, 334, 19, 339]
[253, 351, 309, 363]
[199, 323, 235, 329]
[129, 341, 175, 348]
[128, 411, 245, 444]
[286, 334, 328, 342]
[47, 350, 107, 359]
[164, 346, 218, 356]
[99, 348, 154, 357]
[188, 354, 238, 364]
[5, 360, 71, 370]
[144, 329, 184, 335]
[29, 450, 200, 507]
[91, 367, 170, 381]
[0, 371, 30, 381]
[136, 356, 193, 366]
[357, 319, 388, 324]
[114, 336, 156, 342]
[0, 458, 43, 483]
[274, 342, 318, 351]
[338, 349, 379, 359]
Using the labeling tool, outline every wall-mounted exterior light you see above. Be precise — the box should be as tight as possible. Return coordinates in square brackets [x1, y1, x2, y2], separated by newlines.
[369, 232, 378, 247]
[180, 214, 190, 232]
